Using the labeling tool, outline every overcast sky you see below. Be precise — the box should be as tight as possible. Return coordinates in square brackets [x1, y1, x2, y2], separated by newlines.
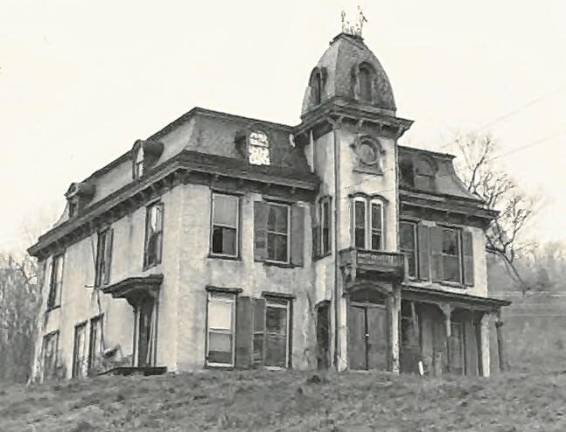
[1, 0, 565, 253]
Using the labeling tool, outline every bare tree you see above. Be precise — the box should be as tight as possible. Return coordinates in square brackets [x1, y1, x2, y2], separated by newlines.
[451, 133, 541, 293]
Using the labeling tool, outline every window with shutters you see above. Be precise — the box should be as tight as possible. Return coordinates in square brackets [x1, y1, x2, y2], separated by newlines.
[352, 197, 384, 251]
[47, 253, 64, 310]
[42, 331, 60, 381]
[441, 227, 462, 283]
[267, 203, 289, 263]
[210, 193, 239, 258]
[265, 296, 291, 368]
[94, 228, 113, 287]
[206, 292, 236, 367]
[400, 221, 417, 279]
[144, 202, 163, 269]
[320, 196, 332, 256]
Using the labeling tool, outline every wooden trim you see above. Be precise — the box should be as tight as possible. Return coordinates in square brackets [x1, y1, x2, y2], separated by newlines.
[261, 291, 296, 300]
[205, 285, 243, 294]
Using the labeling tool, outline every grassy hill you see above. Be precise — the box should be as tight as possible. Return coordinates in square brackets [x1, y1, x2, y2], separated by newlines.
[1, 369, 565, 432]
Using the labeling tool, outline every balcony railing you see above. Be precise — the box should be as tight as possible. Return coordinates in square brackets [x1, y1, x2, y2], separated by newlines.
[339, 248, 405, 281]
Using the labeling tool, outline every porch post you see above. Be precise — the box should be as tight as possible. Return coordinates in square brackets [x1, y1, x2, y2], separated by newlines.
[479, 313, 491, 377]
[440, 304, 452, 373]
[495, 309, 507, 372]
[389, 284, 401, 374]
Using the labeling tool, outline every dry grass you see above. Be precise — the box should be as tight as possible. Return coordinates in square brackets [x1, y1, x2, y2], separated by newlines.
[1, 369, 565, 431]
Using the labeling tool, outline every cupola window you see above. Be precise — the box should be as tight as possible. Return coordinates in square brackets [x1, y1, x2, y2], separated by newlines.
[248, 130, 270, 166]
[310, 70, 323, 106]
[359, 65, 373, 103]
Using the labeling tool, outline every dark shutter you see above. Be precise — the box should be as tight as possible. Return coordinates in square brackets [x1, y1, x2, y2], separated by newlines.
[235, 296, 253, 369]
[291, 205, 305, 266]
[418, 224, 430, 281]
[104, 229, 114, 285]
[430, 226, 444, 282]
[462, 231, 474, 286]
[254, 202, 269, 261]
[252, 298, 266, 367]
[312, 224, 320, 259]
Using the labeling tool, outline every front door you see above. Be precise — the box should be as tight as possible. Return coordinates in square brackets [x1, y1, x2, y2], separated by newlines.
[137, 298, 154, 367]
[348, 303, 388, 370]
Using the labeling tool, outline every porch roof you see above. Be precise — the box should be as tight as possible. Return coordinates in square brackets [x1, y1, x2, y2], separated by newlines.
[101, 274, 163, 304]
[402, 284, 511, 312]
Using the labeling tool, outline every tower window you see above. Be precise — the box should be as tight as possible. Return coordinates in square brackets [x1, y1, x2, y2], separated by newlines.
[248, 130, 270, 166]
[359, 65, 373, 103]
[310, 70, 323, 105]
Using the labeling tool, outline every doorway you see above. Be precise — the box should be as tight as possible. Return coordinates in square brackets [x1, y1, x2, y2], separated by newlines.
[348, 302, 388, 370]
[136, 298, 156, 367]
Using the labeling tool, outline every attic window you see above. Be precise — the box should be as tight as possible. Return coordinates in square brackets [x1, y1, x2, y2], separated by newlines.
[131, 139, 164, 180]
[248, 131, 270, 166]
[414, 158, 435, 191]
[310, 69, 323, 106]
[359, 65, 373, 103]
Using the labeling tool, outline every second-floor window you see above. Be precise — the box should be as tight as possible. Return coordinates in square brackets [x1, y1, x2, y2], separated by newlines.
[211, 193, 239, 258]
[437, 227, 462, 283]
[95, 228, 113, 287]
[353, 197, 383, 250]
[47, 254, 64, 310]
[320, 197, 332, 256]
[400, 221, 417, 278]
[144, 202, 163, 268]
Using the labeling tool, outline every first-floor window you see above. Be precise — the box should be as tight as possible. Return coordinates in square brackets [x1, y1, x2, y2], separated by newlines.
[352, 197, 384, 251]
[206, 292, 235, 366]
[264, 297, 291, 368]
[88, 315, 104, 374]
[400, 221, 417, 278]
[211, 193, 239, 257]
[42, 331, 59, 381]
[72, 322, 88, 378]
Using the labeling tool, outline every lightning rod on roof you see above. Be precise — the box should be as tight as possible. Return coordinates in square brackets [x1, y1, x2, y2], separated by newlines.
[341, 5, 368, 37]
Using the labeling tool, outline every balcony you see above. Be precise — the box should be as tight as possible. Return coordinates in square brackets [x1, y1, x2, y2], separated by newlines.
[339, 248, 405, 283]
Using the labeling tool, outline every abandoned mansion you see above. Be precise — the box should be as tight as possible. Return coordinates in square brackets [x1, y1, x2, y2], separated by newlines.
[29, 31, 510, 381]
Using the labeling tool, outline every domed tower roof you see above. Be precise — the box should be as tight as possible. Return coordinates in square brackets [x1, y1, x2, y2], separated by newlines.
[301, 33, 396, 117]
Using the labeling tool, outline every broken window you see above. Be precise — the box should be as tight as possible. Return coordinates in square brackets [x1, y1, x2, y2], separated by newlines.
[248, 130, 270, 166]
[144, 202, 163, 268]
[94, 228, 113, 287]
[88, 315, 104, 375]
[441, 228, 462, 283]
[352, 197, 384, 250]
[42, 331, 59, 381]
[265, 297, 290, 368]
[47, 254, 64, 310]
[400, 221, 417, 278]
[72, 322, 88, 379]
[206, 292, 235, 367]
[211, 193, 239, 257]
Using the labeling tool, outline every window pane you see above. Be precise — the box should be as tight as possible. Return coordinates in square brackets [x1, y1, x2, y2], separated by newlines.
[212, 227, 237, 256]
[265, 334, 287, 367]
[371, 203, 382, 230]
[267, 233, 288, 262]
[213, 195, 238, 227]
[249, 146, 270, 165]
[442, 229, 459, 256]
[249, 131, 269, 147]
[355, 228, 365, 249]
[444, 255, 461, 282]
[266, 305, 287, 335]
[407, 254, 416, 278]
[208, 332, 232, 364]
[208, 299, 233, 330]
[371, 232, 381, 250]
[267, 205, 288, 233]
[354, 201, 365, 228]
[400, 223, 415, 250]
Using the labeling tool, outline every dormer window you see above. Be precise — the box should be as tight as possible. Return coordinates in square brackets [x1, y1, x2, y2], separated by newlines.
[309, 68, 325, 106]
[65, 181, 95, 218]
[248, 130, 270, 166]
[131, 139, 164, 180]
[414, 158, 435, 191]
[134, 145, 144, 179]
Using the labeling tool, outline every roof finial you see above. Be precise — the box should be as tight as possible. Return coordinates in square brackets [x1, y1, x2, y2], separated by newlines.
[340, 5, 368, 37]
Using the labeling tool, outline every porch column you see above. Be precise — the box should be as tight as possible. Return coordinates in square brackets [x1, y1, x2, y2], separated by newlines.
[495, 309, 507, 372]
[480, 313, 491, 377]
[439, 304, 452, 373]
[389, 284, 401, 374]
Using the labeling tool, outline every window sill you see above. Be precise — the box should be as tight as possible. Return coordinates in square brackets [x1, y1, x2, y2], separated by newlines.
[262, 260, 296, 269]
[436, 281, 466, 289]
[208, 253, 240, 262]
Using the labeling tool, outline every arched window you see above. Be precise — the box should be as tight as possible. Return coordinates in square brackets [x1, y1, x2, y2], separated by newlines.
[248, 130, 270, 166]
[311, 71, 322, 105]
[359, 65, 373, 103]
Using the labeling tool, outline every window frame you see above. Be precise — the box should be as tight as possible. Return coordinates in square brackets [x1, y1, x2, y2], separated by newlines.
[143, 201, 164, 269]
[88, 314, 104, 375]
[439, 225, 463, 284]
[319, 196, 332, 256]
[47, 253, 64, 310]
[42, 330, 60, 381]
[358, 64, 374, 103]
[133, 145, 144, 180]
[94, 228, 113, 287]
[248, 130, 271, 166]
[72, 321, 88, 379]
[265, 201, 291, 265]
[209, 193, 240, 259]
[352, 197, 384, 251]
[399, 221, 418, 279]
[264, 296, 292, 369]
[205, 291, 237, 368]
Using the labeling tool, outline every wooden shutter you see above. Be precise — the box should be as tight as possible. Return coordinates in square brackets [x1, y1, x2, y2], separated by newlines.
[235, 296, 253, 369]
[254, 202, 269, 261]
[104, 229, 114, 285]
[430, 226, 444, 282]
[462, 230, 474, 286]
[417, 224, 430, 281]
[252, 298, 266, 367]
[291, 205, 305, 266]
[312, 224, 320, 259]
